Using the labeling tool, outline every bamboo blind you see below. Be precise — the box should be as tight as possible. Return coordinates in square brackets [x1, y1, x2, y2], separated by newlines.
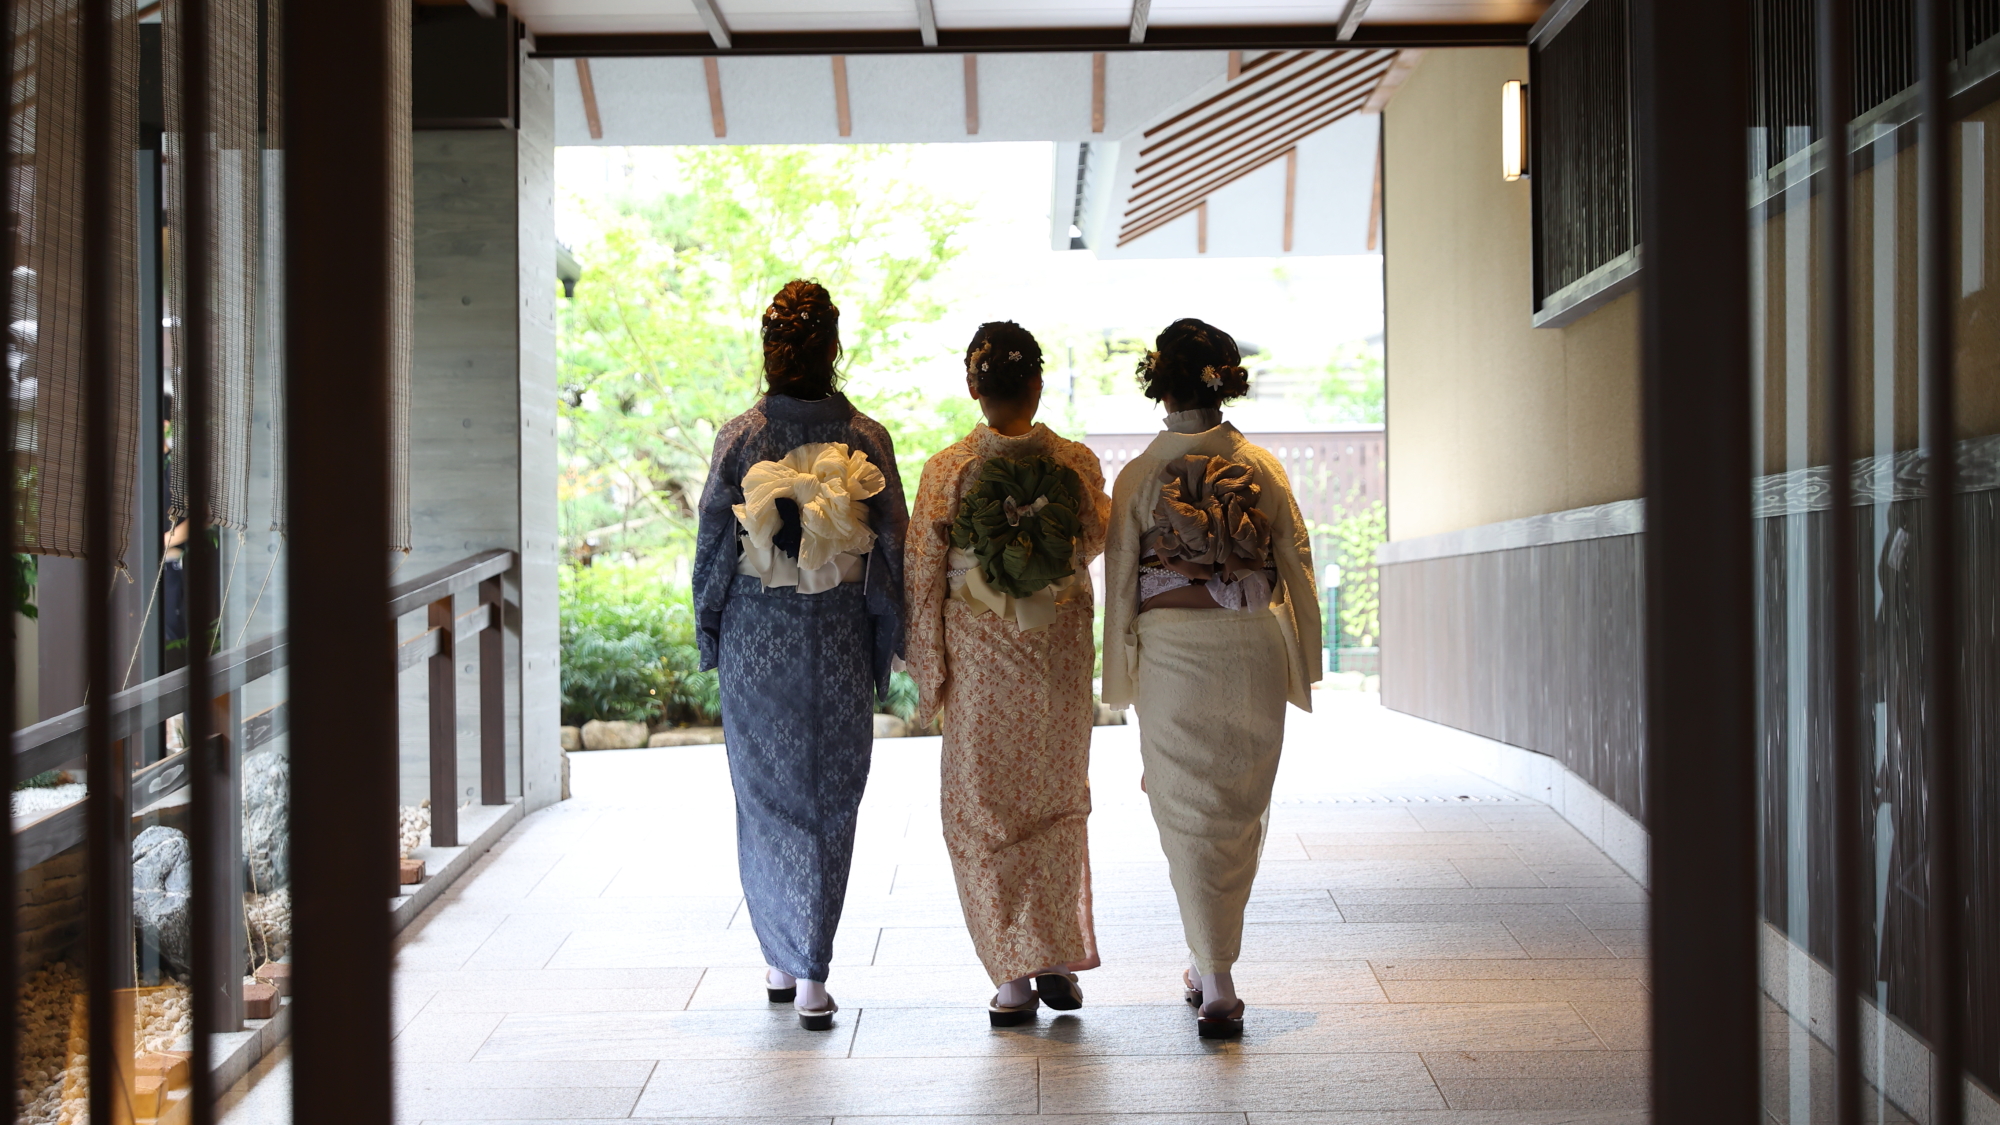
[8, 0, 141, 562]
[163, 0, 261, 531]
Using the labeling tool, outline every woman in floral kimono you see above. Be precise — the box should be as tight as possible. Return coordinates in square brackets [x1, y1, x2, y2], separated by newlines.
[1099, 318, 1321, 1039]
[692, 279, 908, 1031]
[905, 321, 1111, 1027]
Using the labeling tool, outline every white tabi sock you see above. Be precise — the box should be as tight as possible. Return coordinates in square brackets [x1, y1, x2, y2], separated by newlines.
[766, 967, 796, 990]
[796, 979, 830, 1011]
[995, 975, 1034, 1008]
[1199, 970, 1238, 1017]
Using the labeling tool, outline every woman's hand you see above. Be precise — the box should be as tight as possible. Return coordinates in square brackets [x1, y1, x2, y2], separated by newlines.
[163, 519, 189, 562]
[1151, 548, 1212, 582]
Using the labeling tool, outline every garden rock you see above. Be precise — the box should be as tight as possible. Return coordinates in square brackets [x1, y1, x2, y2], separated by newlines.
[559, 726, 582, 751]
[647, 726, 724, 747]
[872, 714, 908, 739]
[131, 826, 192, 975]
[242, 749, 288, 893]
[581, 719, 648, 750]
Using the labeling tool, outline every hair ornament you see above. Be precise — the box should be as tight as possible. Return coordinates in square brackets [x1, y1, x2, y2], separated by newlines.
[1008, 351, 1022, 362]
[1201, 366, 1223, 389]
[980, 362, 990, 371]
[1144, 350, 1160, 371]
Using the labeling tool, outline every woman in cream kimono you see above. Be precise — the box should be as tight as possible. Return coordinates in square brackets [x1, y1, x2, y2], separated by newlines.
[904, 322, 1111, 1026]
[693, 280, 908, 1031]
[1100, 318, 1321, 1039]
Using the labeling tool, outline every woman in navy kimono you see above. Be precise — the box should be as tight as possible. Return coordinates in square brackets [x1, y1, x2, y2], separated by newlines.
[692, 279, 907, 1031]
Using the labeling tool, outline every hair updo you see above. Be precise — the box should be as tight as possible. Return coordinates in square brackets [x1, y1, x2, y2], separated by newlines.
[762, 278, 842, 399]
[1137, 318, 1250, 409]
[964, 321, 1044, 402]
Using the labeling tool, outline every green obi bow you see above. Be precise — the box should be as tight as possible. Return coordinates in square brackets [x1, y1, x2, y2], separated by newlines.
[949, 455, 1085, 598]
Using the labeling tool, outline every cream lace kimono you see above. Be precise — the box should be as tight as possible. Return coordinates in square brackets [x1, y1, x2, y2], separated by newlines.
[905, 423, 1111, 986]
[1101, 419, 1321, 975]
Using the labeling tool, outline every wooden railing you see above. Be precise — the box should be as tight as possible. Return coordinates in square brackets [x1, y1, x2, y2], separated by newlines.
[11, 549, 517, 866]
[389, 548, 513, 848]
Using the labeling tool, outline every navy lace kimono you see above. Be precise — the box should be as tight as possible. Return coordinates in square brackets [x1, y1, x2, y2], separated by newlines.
[692, 392, 907, 982]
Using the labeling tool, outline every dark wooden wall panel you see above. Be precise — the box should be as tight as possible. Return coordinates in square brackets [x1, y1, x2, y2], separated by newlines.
[1381, 488, 1999, 1089]
[1380, 534, 1647, 821]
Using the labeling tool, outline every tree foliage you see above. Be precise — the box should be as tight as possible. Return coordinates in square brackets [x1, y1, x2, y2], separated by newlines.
[559, 146, 974, 559]
[1312, 339, 1385, 425]
[1326, 499, 1386, 648]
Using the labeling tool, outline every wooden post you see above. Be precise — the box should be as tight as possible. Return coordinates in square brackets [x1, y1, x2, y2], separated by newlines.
[428, 597, 458, 847]
[207, 691, 244, 1032]
[479, 577, 506, 804]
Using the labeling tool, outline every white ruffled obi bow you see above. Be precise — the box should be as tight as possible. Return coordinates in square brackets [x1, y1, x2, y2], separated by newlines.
[732, 442, 887, 593]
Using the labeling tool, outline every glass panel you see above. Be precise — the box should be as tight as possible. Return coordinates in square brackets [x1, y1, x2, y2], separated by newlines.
[0, 0, 302, 1115]
[1952, 83, 2000, 1113]
[1752, 1, 2000, 1117]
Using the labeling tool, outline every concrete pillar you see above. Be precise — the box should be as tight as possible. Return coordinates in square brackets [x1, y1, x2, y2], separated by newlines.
[403, 44, 559, 814]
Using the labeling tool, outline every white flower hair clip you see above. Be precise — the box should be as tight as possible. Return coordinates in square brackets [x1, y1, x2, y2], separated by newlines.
[980, 362, 990, 371]
[1008, 351, 1022, 362]
[1201, 366, 1223, 389]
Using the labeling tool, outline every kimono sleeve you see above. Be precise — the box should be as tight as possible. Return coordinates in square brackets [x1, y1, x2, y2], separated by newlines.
[903, 450, 962, 726]
[692, 419, 748, 671]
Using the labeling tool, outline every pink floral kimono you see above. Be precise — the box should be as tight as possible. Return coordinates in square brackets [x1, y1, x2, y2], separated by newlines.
[905, 422, 1111, 985]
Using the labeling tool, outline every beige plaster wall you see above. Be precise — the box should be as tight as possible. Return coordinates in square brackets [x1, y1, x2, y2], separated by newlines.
[1383, 48, 1642, 541]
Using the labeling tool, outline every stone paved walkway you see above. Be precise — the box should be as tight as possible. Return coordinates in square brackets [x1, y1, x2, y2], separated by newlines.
[376, 690, 1652, 1123]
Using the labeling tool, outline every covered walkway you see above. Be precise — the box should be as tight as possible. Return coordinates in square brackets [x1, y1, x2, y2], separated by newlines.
[373, 691, 1652, 1123]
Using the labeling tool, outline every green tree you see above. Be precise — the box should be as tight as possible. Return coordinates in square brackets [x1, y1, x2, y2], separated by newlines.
[1312, 339, 1384, 425]
[558, 146, 973, 560]
[1327, 499, 1386, 647]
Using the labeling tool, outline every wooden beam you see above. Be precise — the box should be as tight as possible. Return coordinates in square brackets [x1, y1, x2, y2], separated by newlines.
[1124, 143, 1316, 245]
[1129, 60, 1389, 207]
[1138, 50, 1376, 163]
[690, 0, 731, 48]
[1359, 48, 1423, 113]
[1197, 201, 1208, 253]
[1129, 0, 1151, 44]
[1228, 50, 1241, 79]
[832, 55, 852, 136]
[528, 24, 1535, 58]
[1336, 0, 1373, 39]
[1282, 146, 1297, 252]
[576, 59, 604, 139]
[1092, 52, 1106, 133]
[963, 53, 979, 134]
[1142, 50, 1315, 143]
[1130, 81, 1380, 210]
[914, 0, 938, 47]
[704, 56, 727, 137]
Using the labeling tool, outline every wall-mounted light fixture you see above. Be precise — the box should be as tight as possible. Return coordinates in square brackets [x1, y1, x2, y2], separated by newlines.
[1501, 79, 1529, 181]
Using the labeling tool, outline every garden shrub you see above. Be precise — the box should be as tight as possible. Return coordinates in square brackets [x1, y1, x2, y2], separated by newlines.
[559, 563, 718, 727]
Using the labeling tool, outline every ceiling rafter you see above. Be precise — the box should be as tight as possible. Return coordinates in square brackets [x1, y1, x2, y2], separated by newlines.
[1122, 87, 1376, 233]
[575, 58, 603, 138]
[1116, 47, 1398, 248]
[1335, 0, 1372, 39]
[1129, 0, 1151, 44]
[1137, 51, 1363, 163]
[690, 0, 731, 49]
[1120, 104, 1369, 244]
[1130, 68, 1387, 204]
[1133, 58, 1385, 178]
[1140, 50, 1314, 141]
